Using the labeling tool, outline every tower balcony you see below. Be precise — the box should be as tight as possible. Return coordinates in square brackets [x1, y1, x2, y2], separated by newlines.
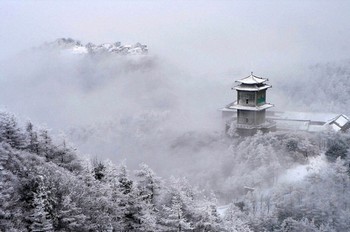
[235, 119, 276, 129]
[229, 101, 274, 111]
[231, 118, 276, 130]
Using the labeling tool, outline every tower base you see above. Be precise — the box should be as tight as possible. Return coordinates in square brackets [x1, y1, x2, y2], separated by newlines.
[226, 119, 276, 136]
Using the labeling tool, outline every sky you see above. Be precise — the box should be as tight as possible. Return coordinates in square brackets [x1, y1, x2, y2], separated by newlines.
[1, 0, 350, 74]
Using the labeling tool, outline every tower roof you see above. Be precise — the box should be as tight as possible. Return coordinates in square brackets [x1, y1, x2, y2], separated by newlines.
[236, 72, 268, 85]
[233, 84, 271, 91]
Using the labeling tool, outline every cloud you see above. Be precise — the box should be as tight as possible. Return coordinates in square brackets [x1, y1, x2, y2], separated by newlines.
[1, 0, 350, 197]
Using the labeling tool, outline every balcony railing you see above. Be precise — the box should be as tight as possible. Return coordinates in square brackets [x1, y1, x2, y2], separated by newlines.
[232, 119, 276, 129]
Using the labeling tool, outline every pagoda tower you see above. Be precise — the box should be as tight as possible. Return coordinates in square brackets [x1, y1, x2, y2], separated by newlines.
[230, 72, 276, 135]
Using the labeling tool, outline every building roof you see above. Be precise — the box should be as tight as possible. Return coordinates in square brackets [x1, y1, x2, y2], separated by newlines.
[268, 111, 350, 132]
[236, 72, 268, 85]
[269, 111, 339, 123]
[326, 114, 350, 132]
[233, 84, 271, 92]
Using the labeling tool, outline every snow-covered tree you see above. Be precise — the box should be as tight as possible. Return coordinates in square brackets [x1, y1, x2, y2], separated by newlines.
[279, 217, 319, 232]
[37, 129, 53, 159]
[0, 112, 25, 149]
[162, 195, 192, 232]
[223, 204, 252, 232]
[25, 121, 40, 154]
[135, 163, 161, 204]
[193, 196, 223, 232]
[29, 176, 54, 232]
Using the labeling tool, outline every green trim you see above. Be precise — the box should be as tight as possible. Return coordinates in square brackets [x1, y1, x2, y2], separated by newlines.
[257, 97, 265, 104]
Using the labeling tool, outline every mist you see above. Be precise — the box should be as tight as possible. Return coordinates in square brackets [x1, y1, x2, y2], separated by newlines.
[1, 0, 350, 199]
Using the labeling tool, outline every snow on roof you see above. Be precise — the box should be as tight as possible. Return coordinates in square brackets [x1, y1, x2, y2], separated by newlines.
[234, 84, 271, 91]
[270, 111, 350, 132]
[275, 120, 310, 131]
[332, 114, 349, 127]
[236, 72, 268, 85]
[330, 123, 342, 132]
[270, 111, 339, 123]
[325, 114, 350, 131]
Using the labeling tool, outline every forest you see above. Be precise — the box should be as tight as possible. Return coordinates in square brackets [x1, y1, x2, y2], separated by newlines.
[1, 110, 349, 231]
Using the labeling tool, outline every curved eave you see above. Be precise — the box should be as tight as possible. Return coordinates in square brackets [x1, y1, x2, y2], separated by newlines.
[235, 74, 268, 84]
[233, 84, 272, 91]
[229, 102, 274, 111]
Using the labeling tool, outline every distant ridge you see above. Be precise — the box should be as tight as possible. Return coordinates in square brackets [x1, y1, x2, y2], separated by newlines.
[37, 38, 148, 55]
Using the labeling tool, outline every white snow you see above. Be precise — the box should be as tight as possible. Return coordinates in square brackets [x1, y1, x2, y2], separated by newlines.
[331, 123, 341, 131]
[236, 73, 267, 84]
[269, 111, 350, 132]
[217, 205, 229, 217]
[71, 46, 88, 54]
[334, 115, 349, 126]
[234, 84, 271, 91]
[41, 38, 148, 56]
[278, 155, 327, 183]
[272, 111, 338, 123]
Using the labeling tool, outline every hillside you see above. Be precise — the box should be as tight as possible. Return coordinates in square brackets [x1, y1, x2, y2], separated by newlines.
[0, 111, 232, 231]
[1, 111, 350, 231]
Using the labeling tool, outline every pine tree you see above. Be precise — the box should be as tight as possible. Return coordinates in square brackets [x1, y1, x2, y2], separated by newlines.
[38, 129, 53, 159]
[0, 149, 14, 231]
[222, 204, 252, 232]
[0, 112, 25, 149]
[117, 164, 133, 195]
[78, 159, 114, 231]
[279, 217, 319, 232]
[53, 139, 81, 171]
[29, 177, 54, 232]
[135, 163, 161, 204]
[57, 194, 87, 231]
[25, 121, 40, 154]
[116, 164, 140, 231]
[162, 195, 192, 232]
[135, 163, 162, 231]
[99, 160, 123, 231]
[193, 194, 223, 232]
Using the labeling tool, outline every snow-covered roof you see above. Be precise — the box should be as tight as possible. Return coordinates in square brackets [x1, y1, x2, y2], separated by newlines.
[236, 72, 268, 85]
[269, 111, 350, 132]
[326, 114, 350, 132]
[275, 120, 310, 131]
[270, 111, 339, 123]
[233, 84, 271, 92]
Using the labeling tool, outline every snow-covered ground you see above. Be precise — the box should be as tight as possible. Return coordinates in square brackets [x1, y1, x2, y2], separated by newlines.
[217, 205, 229, 218]
[278, 154, 327, 183]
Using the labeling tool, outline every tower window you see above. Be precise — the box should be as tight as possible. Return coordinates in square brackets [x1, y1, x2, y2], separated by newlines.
[246, 99, 249, 104]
